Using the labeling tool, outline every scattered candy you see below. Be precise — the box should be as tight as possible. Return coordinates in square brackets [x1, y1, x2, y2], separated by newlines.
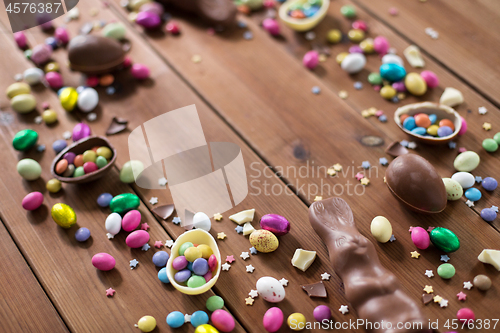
[473, 274, 491, 290]
[92, 252, 116, 271]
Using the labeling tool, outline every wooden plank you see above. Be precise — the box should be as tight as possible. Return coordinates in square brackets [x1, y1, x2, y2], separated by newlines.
[0, 25, 245, 332]
[0, 220, 68, 333]
[91, 0, 500, 330]
[351, 0, 500, 106]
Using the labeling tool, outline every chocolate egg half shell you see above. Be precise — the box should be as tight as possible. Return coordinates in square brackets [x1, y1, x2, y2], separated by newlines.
[385, 154, 447, 213]
[68, 35, 125, 74]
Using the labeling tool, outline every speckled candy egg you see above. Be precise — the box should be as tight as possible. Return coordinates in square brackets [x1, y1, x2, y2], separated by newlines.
[442, 178, 463, 201]
[454, 151, 480, 172]
[126, 230, 150, 248]
[211, 309, 235, 332]
[91, 252, 116, 271]
[122, 209, 141, 231]
[260, 214, 290, 236]
[263, 307, 284, 332]
[249, 230, 279, 253]
[411, 227, 430, 249]
[17, 158, 42, 180]
[51, 203, 77, 228]
[22, 191, 43, 210]
[256, 276, 285, 303]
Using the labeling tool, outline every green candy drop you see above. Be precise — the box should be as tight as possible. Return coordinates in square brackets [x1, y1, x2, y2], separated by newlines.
[109, 193, 140, 214]
[430, 227, 460, 253]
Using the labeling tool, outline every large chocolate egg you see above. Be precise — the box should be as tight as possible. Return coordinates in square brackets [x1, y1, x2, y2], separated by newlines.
[68, 35, 125, 74]
[385, 154, 446, 213]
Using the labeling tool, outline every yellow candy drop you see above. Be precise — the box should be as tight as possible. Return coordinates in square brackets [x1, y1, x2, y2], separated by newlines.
[96, 146, 112, 160]
[347, 29, 365, 42]
[42, 109, 58, 124]
[197, 244, 213, 259]
[288, 313, 307, 331]
[336, 52, 349, 65]
[359, 38, 374, 53]
[82, 150, 97, 163]
[46, 179, 62, 193]
[59, 87, 78, 111]
[326, 29, 342, 44]
[184, 246, 202, 262]
[51, 203, 76, 228]
[137, 315, 156, 332]
[195, 324, 219, 333]
[380, 86, 397, 100]
[427, 124, 439, 136]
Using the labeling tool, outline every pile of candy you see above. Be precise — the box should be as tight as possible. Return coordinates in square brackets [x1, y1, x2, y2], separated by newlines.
[286, 0, 322, 19]
[400, 113, 456, 137]
[55, 144, 113, 178]
[170, 242, 218, 288]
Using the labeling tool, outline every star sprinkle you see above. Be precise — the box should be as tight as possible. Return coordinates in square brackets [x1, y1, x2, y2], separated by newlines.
[165, 240, 174, 248]
[217, 232, 227, 240]
[130, 259, 139, 269]
[243, 31, 253, 40]
[379, 157, 388, 166]
[34, 116, 43, 124]
[355, 173, 364, 181]
[423, 285, 434, 294]
[106, 288, 115, 296]
[354, 81, 363, 90]
[191, 55, 202, 63]
[311, 86, 321, 94]
[250, 247, 258, 255]
[184, 314, 191, 323]
[411, 251, 421, 259]
[240, 252, 250, 260]
[245, 297, 254, 305]
[360, 178, 370, 186]
[249, 289, 259, 298]
[361, 110, 371, 118]
[478, 106, 488, 115]
[338, 90, 348, 99]
[279, 278, 288, 286]
[314, 196, 323, 202]
[141, 223, 149, 231]
[106, 233, 114, 239]
[246, 264, 255, 273]
[333, 163, 343, 171]
[389, 235, 396, 242]
[458, 147, 467, 153]
[457, 292, 467, 301]
[440, 255, 450, 263]
[339, 305, 349, 315]
[463, 281, 473, 290]
[466, 200, 475, 207]
[400, 140, 409, 147]
[327, 168, 336, 176]
[141, 243, 150, 251]
[439, 299, 448, 308]
[361, 161, 371, 169]
[226, 255, 235, 263]
[379, 115, 388, 122]
[87, 113, 97, 121]
[408, 226, 414, 233]
[425, 270, 434, 278]
[427, 226, 435, 232]
[221, 263, 231, 271]
[154, 241, 163, 248]
[36, 144, 46, 152]
[321, 272, 331, 280]
[475, 176, 483, 183]
[433, 295, 442, 303]
[235, 225, 243, 234]
[448, 141, 456, 149]
[214, 213, 223, 221]
[305, 31, 316, 40]
[407, 142, 417, 149]
[63, 131, 72, 139]
[483, 122, 492, 131]
[491, 205, 499, 213]
[172, 216, 181, 225]
[158, 177, 168, 186]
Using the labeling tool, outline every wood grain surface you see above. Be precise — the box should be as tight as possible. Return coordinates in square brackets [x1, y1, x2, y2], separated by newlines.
[0, 0, 499, 332]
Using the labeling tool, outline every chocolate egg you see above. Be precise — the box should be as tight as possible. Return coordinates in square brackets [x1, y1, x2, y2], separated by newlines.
[68, 35, 125, 74]
[385, 154, 447, 213]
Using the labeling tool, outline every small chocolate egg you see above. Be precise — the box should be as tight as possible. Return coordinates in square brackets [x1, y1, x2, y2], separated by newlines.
[68, 35, 125, 74]
[260, 214, 290, 236]
[256, 276, 285, 303]
[385, 154, 447, 213]
[51, 203, 77, 228]
[249, 230, 279, 253]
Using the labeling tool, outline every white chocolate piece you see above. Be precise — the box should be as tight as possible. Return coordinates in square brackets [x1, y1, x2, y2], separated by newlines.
[370, 216, 393, 243]
[291, 249, 317, 272]
[229, 209, 255, 225]
[478, 249, 500, 271]
[440, 87, 464, 107]
[403, 45, 425, 68]
[242, 222, 255, 236]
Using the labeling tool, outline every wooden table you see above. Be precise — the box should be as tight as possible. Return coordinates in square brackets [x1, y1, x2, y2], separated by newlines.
[0, 0, 499, 332]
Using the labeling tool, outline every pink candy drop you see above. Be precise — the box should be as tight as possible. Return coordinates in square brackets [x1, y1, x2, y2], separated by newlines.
[262, 18, 280, 36]
[303, 50, 319, 70]
[420, 70, 439, 88]
[55, 27, 69, 44]
[14, 32, 27, 49]
[131, 63, 150, 80]
[373, 36, 389, 55]
[45, 72, 63, 89]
